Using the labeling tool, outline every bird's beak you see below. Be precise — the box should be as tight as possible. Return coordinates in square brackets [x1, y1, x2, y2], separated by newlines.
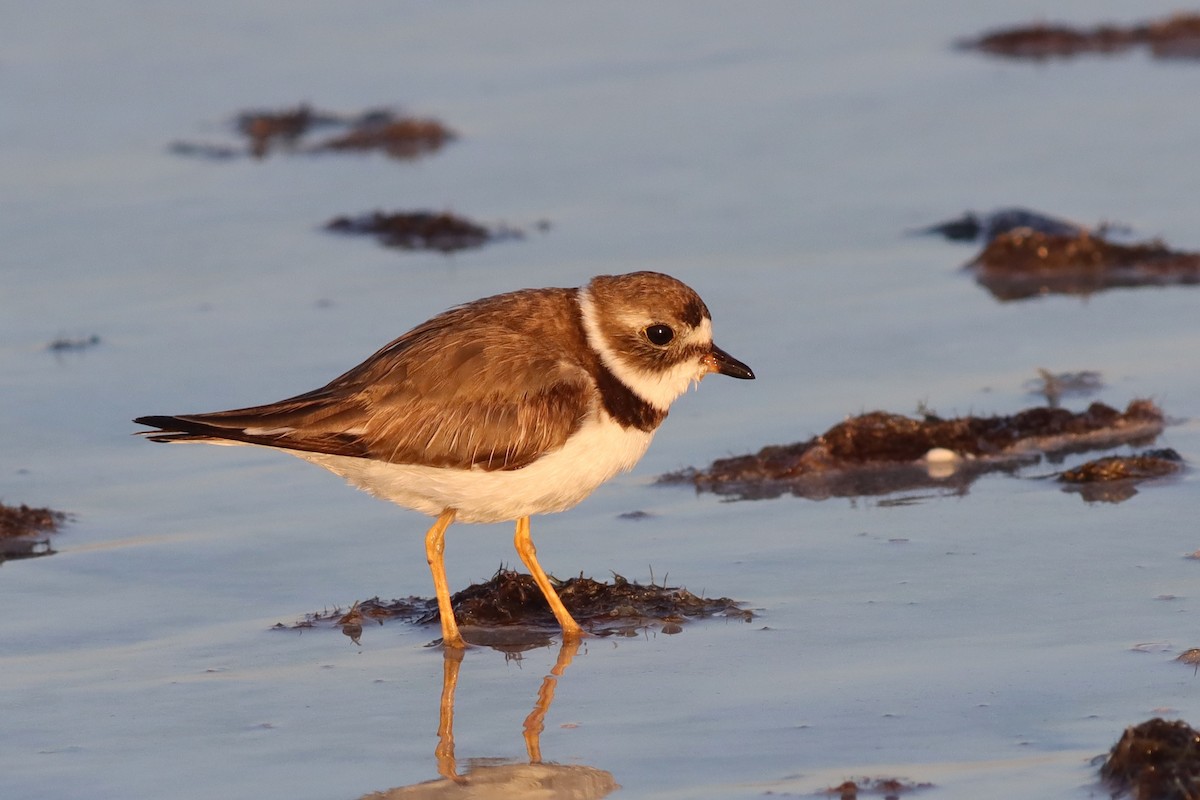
[704, 344, 755, 380]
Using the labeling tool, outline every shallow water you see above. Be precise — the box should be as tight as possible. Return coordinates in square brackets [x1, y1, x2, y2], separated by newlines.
[4, 2, 1200, 798]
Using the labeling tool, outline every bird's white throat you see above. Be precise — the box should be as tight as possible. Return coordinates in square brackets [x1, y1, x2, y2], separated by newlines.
[578, 288, 712, 412]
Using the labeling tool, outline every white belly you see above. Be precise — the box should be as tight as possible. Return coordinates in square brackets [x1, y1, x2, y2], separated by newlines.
[293, 416, 655, 523]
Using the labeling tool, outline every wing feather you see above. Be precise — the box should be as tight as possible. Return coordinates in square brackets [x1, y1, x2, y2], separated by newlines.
[135, 288, 598, 471]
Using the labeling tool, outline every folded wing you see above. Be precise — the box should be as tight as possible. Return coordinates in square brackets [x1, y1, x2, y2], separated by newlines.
[136, 289, 595, 471]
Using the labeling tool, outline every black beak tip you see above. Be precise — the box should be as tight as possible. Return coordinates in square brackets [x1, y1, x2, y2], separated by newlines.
[711, 345, 755, 380]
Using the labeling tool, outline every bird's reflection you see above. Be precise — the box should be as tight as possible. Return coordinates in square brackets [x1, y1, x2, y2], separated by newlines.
[363, 638, 617, 799]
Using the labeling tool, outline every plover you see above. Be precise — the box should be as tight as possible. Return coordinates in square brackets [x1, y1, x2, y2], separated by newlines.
[135, 271, 754, 647]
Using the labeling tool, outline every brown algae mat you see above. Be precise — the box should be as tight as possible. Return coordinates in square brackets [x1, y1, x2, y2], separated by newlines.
[665, 400, 1165, 502]
[0, 502, 68, 562]
[315, 117, 455, 159]
[1060, 449, 1183, 484]
[1101, 718, 1200, 800]
[917, 210, 1200, 300]
[169, 104, 455, 160]
[47, 334, 101, 353]
[325, 210, 525, 254]
[917, 208, 1090, 243]
[961, 12, 1200, 60]
[820, 777, 933, 798]
[968, 229, 1200, 301]
[1025, 368, 1104, 407]
[1058, 448, 1184, 504]
[281, 569, 751, 645]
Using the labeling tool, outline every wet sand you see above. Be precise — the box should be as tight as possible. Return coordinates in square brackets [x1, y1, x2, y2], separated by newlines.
[3, 2, 1199, 798]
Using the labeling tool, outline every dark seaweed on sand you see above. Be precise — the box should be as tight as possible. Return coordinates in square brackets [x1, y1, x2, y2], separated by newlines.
[917, 208, 1088, 243]
[1060, 449, 1182, 484]
[1058, 449, 1183, 504]
[0, 502, 68, 563]
[820, 777, 934, 798]
[1026, 369, 1104, 407]
[171, 104, 455, 161]
[281, 569, 749, 643]
[1101, 718, 1200, 800]
[666, 400, 1165, 502]
[969, 230, 1200, 301]
[315, 117, 455, 159]
[0, 502, 67, 539]
[325, 210, 519, 253]
[961, 12, 1200, 61]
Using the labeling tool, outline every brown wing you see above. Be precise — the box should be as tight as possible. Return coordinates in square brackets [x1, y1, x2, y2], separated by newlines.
[135, 288, 597, 471]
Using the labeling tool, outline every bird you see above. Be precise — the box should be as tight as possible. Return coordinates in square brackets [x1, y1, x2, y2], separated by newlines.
[135, 271, 754, 648]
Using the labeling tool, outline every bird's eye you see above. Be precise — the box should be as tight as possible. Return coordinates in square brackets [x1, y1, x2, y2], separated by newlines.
[644, 324, 674, 346]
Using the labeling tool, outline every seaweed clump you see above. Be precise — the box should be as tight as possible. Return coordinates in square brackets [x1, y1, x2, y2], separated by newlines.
[47, 334, 101, 353]
[170, 104, 455, 161]
[1026, 368, 1104, 406]
[1, 502, 68, 563]
[439, 569, 747, 633]
[969, 230, 1200, 301]
[919, 208, 1199, 300]
[666, 400, 1164, 502]
[1059, 448, 1183, 504]
[1, 502, 67, 538]
[1060, 449, 1182, 483]
[325, 210, 521, 253]
[917, 208, 1087, 243]
[237, 104, 326, 157]
[1101, 717, 1200, 800]
[316, 117, 455, 159]
[281, 569, 749, 647]
[821, 777, 933, 799]
[962, 13, 1200, 60]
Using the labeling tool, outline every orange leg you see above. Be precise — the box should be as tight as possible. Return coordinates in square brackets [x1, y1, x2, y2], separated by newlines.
[425, 508, 466, 648]
[522, 637, 581, 763]
[513, 516, 584, 640]
[435, 647, 466, 782]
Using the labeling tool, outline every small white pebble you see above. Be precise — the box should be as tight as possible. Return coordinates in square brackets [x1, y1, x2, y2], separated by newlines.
[923, 447, 962, 464]
[923, 448, 963, 479]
